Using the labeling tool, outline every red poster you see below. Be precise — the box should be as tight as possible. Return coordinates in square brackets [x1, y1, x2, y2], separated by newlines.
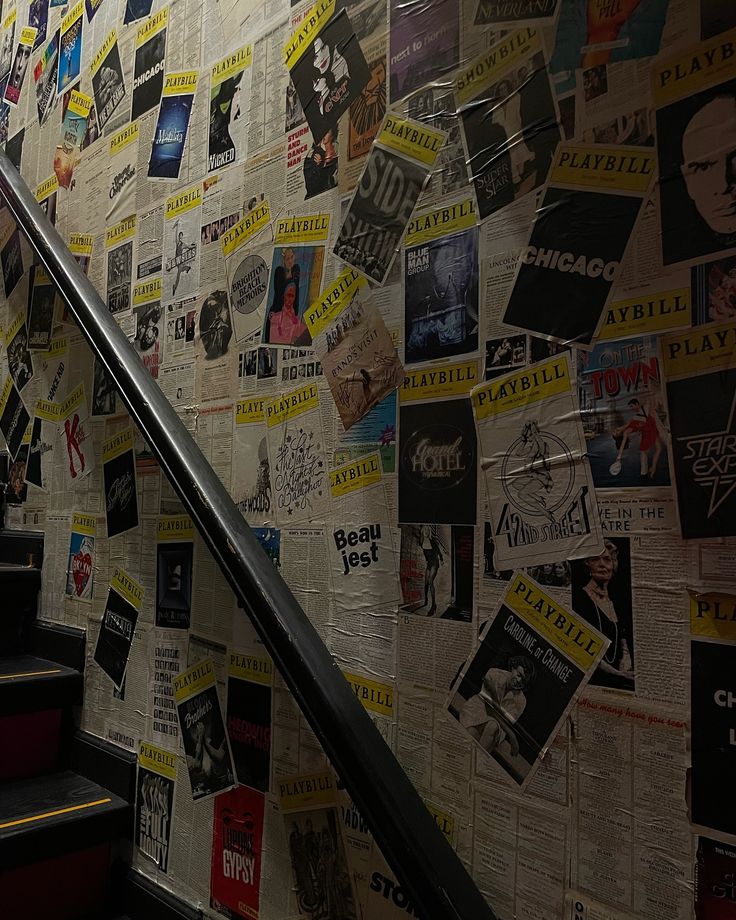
[211, 786, 265, 920]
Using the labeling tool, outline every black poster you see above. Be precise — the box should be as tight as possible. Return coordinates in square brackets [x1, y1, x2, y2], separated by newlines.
[334, 146, 426, 284]
[27, 265, 55, 349]
[91, 38, 125, 130]
[691, 637, 736, 837]
[502, 186, 642, 345]
[289, 8, 370, 142]
[103, 443, 139, 538]
[226, 673, 272, 792]
[1, 226, 23, 297]
[156, 541, 193, 628]
[135, 761, 174, 872]
[667, 368, 736, 540]
[399, 397, 477, 525]
[0, 377, 30, 459]
[93, 586, 139, 688]
[695, 836, 736, 918]
[177, 682, 235, 799]
[131, 27, 166, 120]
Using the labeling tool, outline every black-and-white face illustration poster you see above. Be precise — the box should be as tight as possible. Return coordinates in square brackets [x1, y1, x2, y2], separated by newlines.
[285, 0, 370, 143]
[470, 352, 604, 568]
[136, 741, 175, 873]
[654, 33, 736, 268]
[447, 571, 607, 790]
[102, 426, 139, 539]
[174, 657, 236, 800]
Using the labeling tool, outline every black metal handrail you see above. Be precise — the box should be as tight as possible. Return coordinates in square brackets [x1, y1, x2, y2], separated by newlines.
[0, 150, 495, 920]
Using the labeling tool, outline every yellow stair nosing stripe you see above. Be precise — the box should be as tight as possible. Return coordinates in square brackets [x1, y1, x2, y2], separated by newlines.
[0, 669, 63, 680]
[0, 798, 113, 830]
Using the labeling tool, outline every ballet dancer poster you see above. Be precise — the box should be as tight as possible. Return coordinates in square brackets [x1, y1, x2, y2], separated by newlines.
[471, 352, 603, 569]
[446, 572, 607, 789]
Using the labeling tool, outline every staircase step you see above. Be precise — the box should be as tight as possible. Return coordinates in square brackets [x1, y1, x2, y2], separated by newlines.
[0, 528, 44, 567]
[30, 621, 86, 671]
[0, 654, 82, 714]
[0, 564, 42, 656]
[0, 770, 131, 869]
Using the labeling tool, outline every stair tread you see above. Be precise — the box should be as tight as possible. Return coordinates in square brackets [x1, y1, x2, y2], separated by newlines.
[0, 654, 80, 683]
[0, 654, 82, 714]
[0, 562, 41, 578]
[0, 770, 129, 836]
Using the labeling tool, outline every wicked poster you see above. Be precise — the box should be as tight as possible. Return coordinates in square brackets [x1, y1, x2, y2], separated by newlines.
[93, 566, 144, 689]
[660, 322, 736, 540]
[174, 658, 236, 800]
[136, 741, 176, 873]
[211, 785, 265, 920]
[65, 512, 95, 600]
[156, 515, 194, 628]
[455, 30, 560, 221]
[285, 2, 370, 142]
[131, 9, 167, 121]
[208, 45, 252, 174]
[226, 652, 272, 792]
[690, 592, 736, 839]
[102, 427, 139, 538]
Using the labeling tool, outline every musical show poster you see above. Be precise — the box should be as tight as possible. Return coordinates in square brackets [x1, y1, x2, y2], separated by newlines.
[226, 652, 273, 792]
[4, 26, 37, 106]
[333, 114, 445, 285]
[399, 523, 474, 622]
[398, 360, 478, 526]
[660, 321, 736, 539]
[102, 427, 139, 538]
[33, 29, 59, 126]
[148, 71, 198, 180]
[328, 519, 401, 615]
[131, 8, 167, 121]
[279, 770, 359, 920]
[1, 222, 23, 298]
[0, 375, 30, 461]
[208, 44, 252, 174]
[653, 27, 736, 269]
[26, 397, 59, 491]
[456, 30, 560, 222]
[695, 836, 736, 918]
[233, 398, 273, 525]
[27, 264, 56, 350]
[106, 214, 136, 315]
[447, 572, 607, 789]
[0, 8, 16, 81]
[124, 0, 154, 24]
[136, 741, 176, 873]
[108, 122, 139, 224]
[163, 185, 201, 303]
[93, 566, 144, 689]
[5, 307, 34, 392]
[690, 592, 736, 839]
[90, 29, 126, 132]
[473, 0, 557, 24]
[471, 353, 604, 568]
[264, 382, 332, 526]
[403, 199, 478, 365]
[578, 335, 671, 489]
[502, 143, 653, 346]
[58, 383, 95, 488]
[65, 512, 95, 600]
[156, 515, 194, 629]
[174, 658, 236, 800]
[339, 33, 386, 195]
[389, 0, 458, 102]
[211, 784, 265, 920]
[58, 2, 83, 94]
[306, 267, 404, 431]
[132, 279, 161, 379]
[262, 213, 329, 348]
[284, 0, 370, 142]
[55, 89, 92, 191]
[222, 202, 271, 344]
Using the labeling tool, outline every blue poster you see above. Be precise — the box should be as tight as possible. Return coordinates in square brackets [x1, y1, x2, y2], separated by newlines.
[148, 90, 195, 180]
[57, 12, 82, 94]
